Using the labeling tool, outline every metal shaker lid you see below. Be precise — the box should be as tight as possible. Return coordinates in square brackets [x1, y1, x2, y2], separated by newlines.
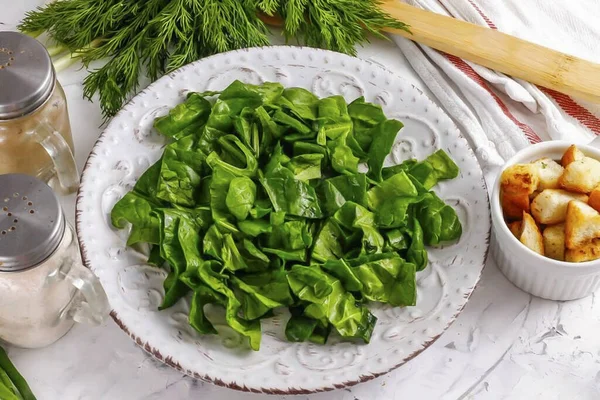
[0, 31, 55, 120]
[0, 174, 65, 272]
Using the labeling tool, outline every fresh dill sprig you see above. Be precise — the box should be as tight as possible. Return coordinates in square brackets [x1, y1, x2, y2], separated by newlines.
[18, 0, 409, 121]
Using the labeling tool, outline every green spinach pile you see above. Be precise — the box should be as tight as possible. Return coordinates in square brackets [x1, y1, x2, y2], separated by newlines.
[111, 81, 462, 350]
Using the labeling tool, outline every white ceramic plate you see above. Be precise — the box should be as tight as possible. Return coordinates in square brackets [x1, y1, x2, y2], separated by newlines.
[76, 46, 490, 394]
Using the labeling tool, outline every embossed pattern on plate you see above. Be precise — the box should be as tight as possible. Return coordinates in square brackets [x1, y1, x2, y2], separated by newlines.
[76, 46, 490, 394]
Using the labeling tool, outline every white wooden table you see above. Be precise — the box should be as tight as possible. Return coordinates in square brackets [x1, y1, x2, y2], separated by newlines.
[3, 2, 599, 399]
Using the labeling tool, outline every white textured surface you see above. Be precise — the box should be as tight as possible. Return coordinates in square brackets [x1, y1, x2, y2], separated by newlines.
[75, 46, 490, 393]
[3, 2, 600, 399]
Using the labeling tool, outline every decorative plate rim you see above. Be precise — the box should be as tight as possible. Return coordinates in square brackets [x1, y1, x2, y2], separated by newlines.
[75, 45, 491, 394]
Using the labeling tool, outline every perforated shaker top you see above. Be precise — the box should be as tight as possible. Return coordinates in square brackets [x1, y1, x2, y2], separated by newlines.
[0, 174, 65, 271]
[0, 31, 55, 120]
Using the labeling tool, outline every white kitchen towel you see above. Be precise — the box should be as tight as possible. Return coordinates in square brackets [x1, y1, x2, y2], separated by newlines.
[391, 0, 600, 189]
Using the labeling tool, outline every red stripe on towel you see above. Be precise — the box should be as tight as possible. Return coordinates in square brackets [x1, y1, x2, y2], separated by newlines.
[466, 1, 600, 136]
[444, 53, 542, 144]
[538, 87, 600, 135]
[466, 0, 498, 30]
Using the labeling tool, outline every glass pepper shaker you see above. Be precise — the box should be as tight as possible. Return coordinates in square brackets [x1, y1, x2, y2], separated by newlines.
[0, 31, 79, 195]
[0, 174, 109, 348]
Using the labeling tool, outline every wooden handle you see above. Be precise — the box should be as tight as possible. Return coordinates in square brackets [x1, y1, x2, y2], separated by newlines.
[259, 4, 600, 103]
[380, 2, 600, 103]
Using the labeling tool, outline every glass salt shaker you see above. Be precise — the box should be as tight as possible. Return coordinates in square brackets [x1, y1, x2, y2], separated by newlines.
[0, 31, 79, 195]
[0, 174, 109, 348]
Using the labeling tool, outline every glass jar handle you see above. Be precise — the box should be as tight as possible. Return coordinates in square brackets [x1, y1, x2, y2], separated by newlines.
[61, 263, 110, 325]
[32, 120, 79, 194]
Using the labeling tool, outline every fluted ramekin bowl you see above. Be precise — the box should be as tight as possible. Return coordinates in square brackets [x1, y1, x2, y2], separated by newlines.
[491, 138, 600, 300]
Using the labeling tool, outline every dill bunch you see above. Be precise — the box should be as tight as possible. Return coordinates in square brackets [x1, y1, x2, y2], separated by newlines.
[19, 0, 409, 120]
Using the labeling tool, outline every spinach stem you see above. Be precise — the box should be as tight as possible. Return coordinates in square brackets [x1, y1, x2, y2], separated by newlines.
[0, 346, 37, 400]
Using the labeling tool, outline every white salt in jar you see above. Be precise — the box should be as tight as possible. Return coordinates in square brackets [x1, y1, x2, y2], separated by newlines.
[0, 174, 109, 348]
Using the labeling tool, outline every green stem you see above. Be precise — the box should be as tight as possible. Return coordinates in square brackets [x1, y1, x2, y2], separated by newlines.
[0, 383, 20, 400]
[0, 369, 20, 400]
[46, 45, 67, 57]
[0, 346, 36, 400]
[52, 52, 78, 72]
[22, 30, 43, 39]
[52, 38, 103, 72]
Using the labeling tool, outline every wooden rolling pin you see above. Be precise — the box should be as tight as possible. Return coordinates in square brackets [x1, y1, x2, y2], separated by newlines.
[263, 2, 600, 104]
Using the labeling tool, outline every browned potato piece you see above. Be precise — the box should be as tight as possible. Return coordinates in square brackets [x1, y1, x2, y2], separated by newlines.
[508, 221, 522, 237]
[543, 224, 565, 261]
[500, 164, 539, 195]
[565, 239, 600, 262]
[589, 186, 600, 213]
[501, 192, 530, 220]
[565, 201, 600, 249]
[532, 158, 564, 190]
[518, 212, 544, 255]
[559, 157, 600, 193]
[561, 145, 585, 167]
[529, 190, 542, 201]
[530, 189, 588, 224]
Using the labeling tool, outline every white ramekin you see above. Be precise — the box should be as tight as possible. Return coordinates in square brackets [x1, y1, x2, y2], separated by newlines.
[491, 138, 600, 301]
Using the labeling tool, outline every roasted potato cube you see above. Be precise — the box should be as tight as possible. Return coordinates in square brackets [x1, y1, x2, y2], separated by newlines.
[532, 158, 564, 190]
[530, 189, 588, 224]
[543, 224, 565, 261]
[565, 200, 600, 249]
[500, 164, 540, 195]
[561, 145, 585, 167]
[565, 239, 600, 262]
[508, 221, 522, 237]
[588, 186, 600, 213]
[501, 192, 530, 220]
[559, 157, 600, 193]
[518, 211, 544, 255]
[529, 190, 542, 201]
